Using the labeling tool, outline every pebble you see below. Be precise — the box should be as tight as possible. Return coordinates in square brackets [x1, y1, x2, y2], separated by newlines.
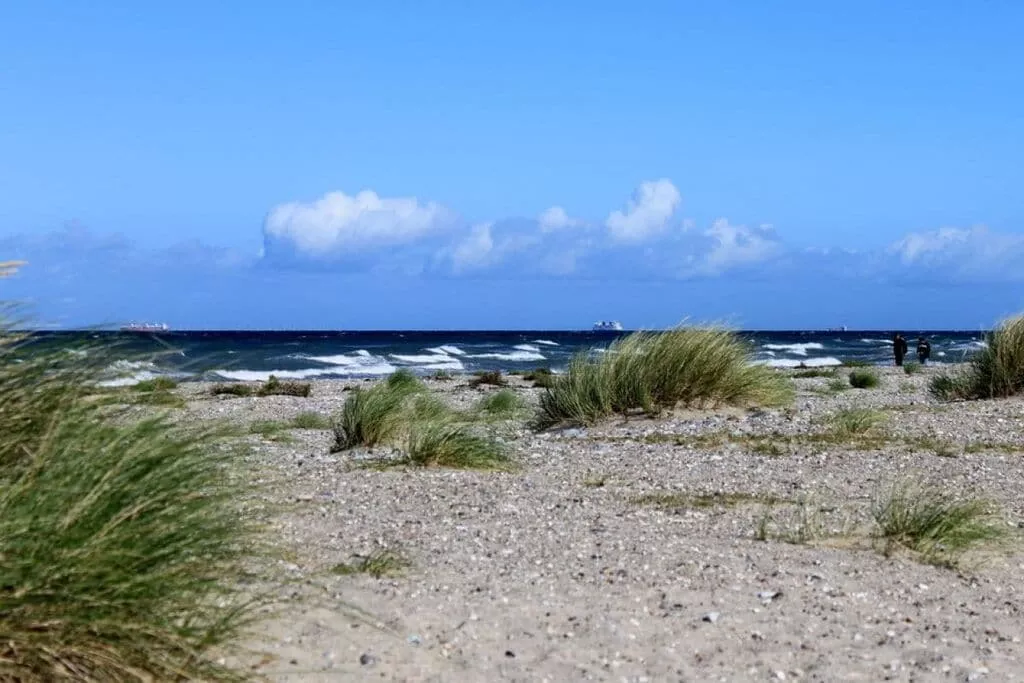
[702, 612, 721, 623]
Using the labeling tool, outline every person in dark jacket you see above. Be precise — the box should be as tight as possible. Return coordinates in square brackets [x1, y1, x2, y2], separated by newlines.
[893, 333, 908, 366]
[917, 336, 931, 365]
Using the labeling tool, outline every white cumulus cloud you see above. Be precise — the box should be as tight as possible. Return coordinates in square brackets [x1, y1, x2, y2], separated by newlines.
[450, 223, 495, 273]
[538, 206, 580, 232]
[605, 179, 682, 243]
[887, 225, 1024, 281]
[263, 189, 454, 257]
[697, 220, 782, 275]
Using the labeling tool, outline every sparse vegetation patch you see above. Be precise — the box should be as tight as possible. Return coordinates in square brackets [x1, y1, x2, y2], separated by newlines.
[331, 550, 410, 578]
[469, 370, 508, 388]
[872, 478, 1011, 568]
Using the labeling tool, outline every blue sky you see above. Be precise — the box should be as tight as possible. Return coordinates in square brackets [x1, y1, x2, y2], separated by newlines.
[2, 1, 1023, 329]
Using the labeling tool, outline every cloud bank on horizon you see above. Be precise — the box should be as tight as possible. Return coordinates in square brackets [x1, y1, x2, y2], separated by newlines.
[4, 179, 1024, 329]
[257, 179, 1024, 284]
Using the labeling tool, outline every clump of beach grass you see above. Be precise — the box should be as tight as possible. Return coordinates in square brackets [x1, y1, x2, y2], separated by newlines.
[258, 375, 311, 397]
[477, 388, 527, 419]
[404, 420, 507, 469]
[331, 370, 426, 451]
[534, 325, 793, 429]
[848, 368, 880, 389]
[871, 478, 1010, 567]
[523, 367, 555, 388]
[0, 328, 259, 681]
[903, 362, 921, 375]
[931, 314, 1024, 400]
[828, 408, 887, 437]
[469, 370, 508, 388]
[211, 382, 254, 397]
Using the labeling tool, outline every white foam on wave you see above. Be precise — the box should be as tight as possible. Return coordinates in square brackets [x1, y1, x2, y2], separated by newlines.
[468, 350, 547, 362]
[426, 345, 465, 356]
[514, 344, 541, 352]
[763, 342, 824, 356]
[97, 359, 159, 387]
[391, 353, 465, 370]
[99, 371, 159, 387]
[860, 338, 892, 345]
[533, 339, 559, 346]
[760, 356, 843, 368]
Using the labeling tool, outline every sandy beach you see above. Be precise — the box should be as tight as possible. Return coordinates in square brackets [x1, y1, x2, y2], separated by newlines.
[174, 365, 1024, 682]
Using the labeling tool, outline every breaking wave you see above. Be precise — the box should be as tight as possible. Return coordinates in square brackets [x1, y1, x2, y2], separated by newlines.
[763, 342, 825, 356]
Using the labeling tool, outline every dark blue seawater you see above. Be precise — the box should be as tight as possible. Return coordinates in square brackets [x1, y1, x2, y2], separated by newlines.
[28, 330, 989, 385]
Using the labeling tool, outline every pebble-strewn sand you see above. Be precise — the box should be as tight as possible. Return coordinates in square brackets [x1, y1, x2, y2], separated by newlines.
[180, 365, 1024, 682]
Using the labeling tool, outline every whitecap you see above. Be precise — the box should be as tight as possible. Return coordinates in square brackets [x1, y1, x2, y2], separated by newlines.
[532, 339, 559, 346]
[763, 342, 825, 356]
[391, 353, 464, 370]
[426, 345, 465, 356]
[98, 371, 159, 388]
[468, 351, 546, 362]
[860, 338, 892, 345]
[212, 362, 397, 381]
[514, 344, 541, 352]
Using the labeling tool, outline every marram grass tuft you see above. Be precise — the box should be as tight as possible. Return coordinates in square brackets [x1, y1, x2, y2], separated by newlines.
[0, 328, 261, 681]
[534, 325, 792, 428]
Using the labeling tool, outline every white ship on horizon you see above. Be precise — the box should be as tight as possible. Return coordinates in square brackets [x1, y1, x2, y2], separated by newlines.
[120, 322, 170, 333]
[592, 320, 624, 332]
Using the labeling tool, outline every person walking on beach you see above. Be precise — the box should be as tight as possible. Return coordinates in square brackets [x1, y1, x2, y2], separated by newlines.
[917, 336, 931, 365]
[893, 333, 908, 366]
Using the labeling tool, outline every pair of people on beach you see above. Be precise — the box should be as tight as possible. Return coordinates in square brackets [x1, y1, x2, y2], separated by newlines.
[893, 333, 930, 366]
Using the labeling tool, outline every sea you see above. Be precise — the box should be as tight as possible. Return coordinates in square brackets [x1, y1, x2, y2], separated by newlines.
[26, 329, 990, 387]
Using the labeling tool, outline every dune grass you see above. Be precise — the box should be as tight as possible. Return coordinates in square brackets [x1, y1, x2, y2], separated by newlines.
[0, 330, 259, 681]
[258, 375, 311, 397]
[469, 370, 508, 388]
[848, 369, 880, 389]
[872, 478, 1010, 567]
[534, 326, 793, 429]
[931, 314, 1024, 400]
[404, 420, 507, 469]
[332, 369, 511, 469]
[331, 370, 426, 451]
[477, 388, 527, 419]
[903, 362, 921, 375]
[828, 408, 887, 438]
[523, 367, 555, 388]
